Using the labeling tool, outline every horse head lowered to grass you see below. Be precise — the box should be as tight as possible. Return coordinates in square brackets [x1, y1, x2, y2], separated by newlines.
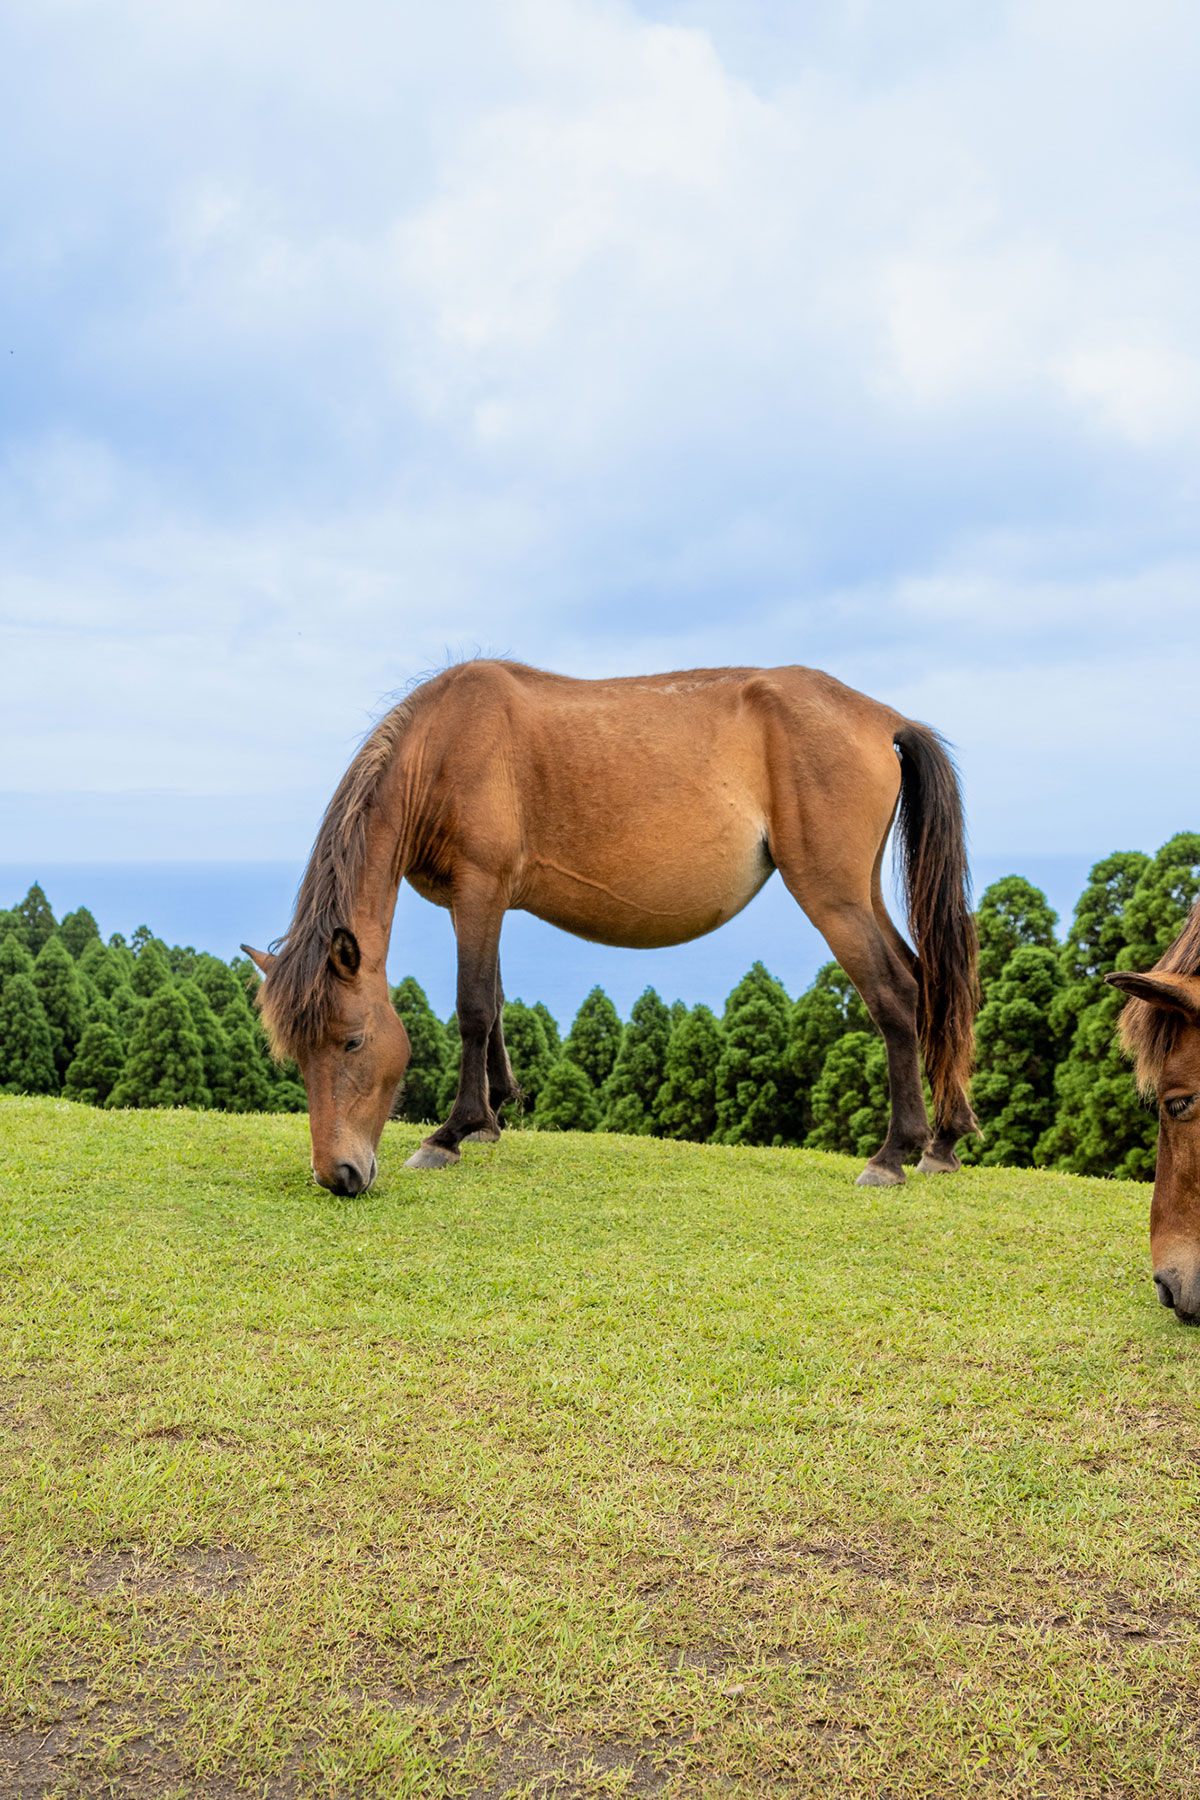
[1109, 907, 1200, 1323]
[243, 659, 979, 1196]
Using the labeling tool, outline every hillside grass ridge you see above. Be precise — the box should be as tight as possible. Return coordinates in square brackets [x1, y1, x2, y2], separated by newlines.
[1, 1098, 1197, 1798]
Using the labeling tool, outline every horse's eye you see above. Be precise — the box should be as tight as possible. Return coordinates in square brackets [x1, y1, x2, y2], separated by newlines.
[345, 1035, 365, 1053]
[1164, 1093, 1197, 1120]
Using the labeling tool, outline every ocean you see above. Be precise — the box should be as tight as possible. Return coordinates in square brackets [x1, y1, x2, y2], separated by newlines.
[1, 853, 1102, 1027]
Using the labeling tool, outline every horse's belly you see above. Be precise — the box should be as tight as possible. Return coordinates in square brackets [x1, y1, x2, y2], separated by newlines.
[516, 830, 775, 950]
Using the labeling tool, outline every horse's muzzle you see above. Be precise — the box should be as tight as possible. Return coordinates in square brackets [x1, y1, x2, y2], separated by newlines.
[1153, 1265, 1200, 1323]
[317, 1154, 377, 1197]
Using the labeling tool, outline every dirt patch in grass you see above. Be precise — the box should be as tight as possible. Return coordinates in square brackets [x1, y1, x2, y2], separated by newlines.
[74, 1545, 258, 1598]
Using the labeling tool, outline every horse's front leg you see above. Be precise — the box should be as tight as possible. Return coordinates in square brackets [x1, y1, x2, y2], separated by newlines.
[405, 882, 505, 1170]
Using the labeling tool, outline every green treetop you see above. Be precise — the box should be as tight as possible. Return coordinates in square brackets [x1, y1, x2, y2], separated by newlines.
[535, 1057, 602, 1133]
[967, 945, 1065, 1167]
[14, 883, 57, 957]
[653, 1003, 723, 1142]
[59, 906, 101, 959]
[32, 934, 87, 1083]
[391, 976, 450, 1123]
[715, 962, 797, 1146]
[108, 985, 210, 1110]
[563, 987, 623, 1092]
[0, 973, 58, 1094]
[191, 954, 255, 1025]
[1118, 832, 1200, 972]
[806, 1031, 890, 1160]
[975, 876, 1059, 999]
[0, 931, 36, 987]
[603, 987, 672, 1135]
[130, 938, 173, 998]
[532, 1002, 561, 1057]
[77, 939, 132, 999]
[787, 961, 873, 1140]
[63, 1021, 126, 1107]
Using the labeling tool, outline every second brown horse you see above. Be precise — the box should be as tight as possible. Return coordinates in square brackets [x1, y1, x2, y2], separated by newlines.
[244, 661, 979, 1194]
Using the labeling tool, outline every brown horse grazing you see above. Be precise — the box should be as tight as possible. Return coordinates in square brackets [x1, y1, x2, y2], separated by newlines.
[1109, 908, 1200, 1323]
[242, 660, 978, 1196]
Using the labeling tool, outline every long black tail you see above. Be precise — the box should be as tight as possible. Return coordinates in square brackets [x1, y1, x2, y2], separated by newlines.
[893, 722, 978, 1125]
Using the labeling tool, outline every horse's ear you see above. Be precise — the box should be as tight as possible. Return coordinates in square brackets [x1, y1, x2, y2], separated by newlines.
[241, 944, 277, 975]
[329, 928, 361, 980]
[1106, 970, 1200, 1016]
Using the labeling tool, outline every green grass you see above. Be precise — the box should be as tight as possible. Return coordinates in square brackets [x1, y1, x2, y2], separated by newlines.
[1, 1096, 1198, 1798]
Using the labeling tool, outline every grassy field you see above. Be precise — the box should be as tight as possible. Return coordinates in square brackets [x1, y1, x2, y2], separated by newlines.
[1, 1097, 1198, 1800]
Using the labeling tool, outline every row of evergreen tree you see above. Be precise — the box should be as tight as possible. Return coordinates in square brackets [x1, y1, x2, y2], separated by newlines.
[0, 886, 304, 1113]
[2, 831, 1196, 1174]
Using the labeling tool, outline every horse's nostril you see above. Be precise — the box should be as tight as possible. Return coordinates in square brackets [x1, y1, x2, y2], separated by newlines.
[336, 1162, 364, 1197]
[1154, 1272, 1178, 1309]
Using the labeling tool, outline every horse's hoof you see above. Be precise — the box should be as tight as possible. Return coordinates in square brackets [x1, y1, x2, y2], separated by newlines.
[404, 1143, 461, 1170]
[915, 1153, 961, 1175]
[855, 1165, 905, 1188]
[461, 1129, 500, 1144]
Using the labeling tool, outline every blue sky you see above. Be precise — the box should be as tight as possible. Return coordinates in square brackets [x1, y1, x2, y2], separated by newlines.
[4, 1, 1200, 958]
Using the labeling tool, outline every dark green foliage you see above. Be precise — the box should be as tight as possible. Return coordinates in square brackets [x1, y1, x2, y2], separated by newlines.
[109, 986, 210, 1110]
[967, 946, 1065, 1167]
[63, 1021, 126, 1107]
[714, 962, 796, 1146]
[192, 954, 255, 1026]
[806, 1031, 890, 1158]
[130, 938, 172, 998]
[81, 983, 119, 1035]
[975, 876, 1059, 999]
[108, 984, 145, 1047]
[229, 956, 263, 1008]
[654, 1003, 723, 1141]
[532, 1002, 561, 1058]
[391, 977, 449, 1123]
[535, 1057, 601, 1132]
[563, 988, 623, 1092]
[14, 883, 57, 957]
[1036, 989, 1157, 1180]
[59, 906, 101, 959]
[179, 981, 234, 1109]
[0, 932, 35, 986]
[0, 973, 58, 1094]
[0, 908, 18, 941]
[224, 1021, 274, 1112]
[788, 961, 874, 1139]
[1040, 843, 1198, 1179]
[33, 934, 86, 1083]
[603, 987, 672, 1135]
[1119, 832, 1200, 972]
[500, 999, 556, 1119]
[167, 945, 199, 978]
[77, 939, 135, 998]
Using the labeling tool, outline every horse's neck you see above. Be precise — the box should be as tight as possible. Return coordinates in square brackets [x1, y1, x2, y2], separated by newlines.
[351, 756, 416, 971]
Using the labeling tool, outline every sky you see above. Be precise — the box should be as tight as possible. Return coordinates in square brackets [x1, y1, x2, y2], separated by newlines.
[3, 0, 1200, 1006]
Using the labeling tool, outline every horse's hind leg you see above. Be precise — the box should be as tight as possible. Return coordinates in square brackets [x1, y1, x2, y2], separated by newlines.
[871, 874, 975, 1175]
[785, 873, 930, 1185]
[405, 877, 507, 1170]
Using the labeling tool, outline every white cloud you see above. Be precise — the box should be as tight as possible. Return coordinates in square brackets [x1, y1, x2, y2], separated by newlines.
[4, 0, 1200, 862]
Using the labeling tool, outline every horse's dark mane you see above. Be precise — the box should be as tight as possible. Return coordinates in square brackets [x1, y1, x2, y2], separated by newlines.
[259, 694, 420, 1058]
[1120, 901, 1200, 1093]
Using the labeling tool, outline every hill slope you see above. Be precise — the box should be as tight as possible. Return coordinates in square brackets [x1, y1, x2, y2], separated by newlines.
[1, 1098, 1197, 1798]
